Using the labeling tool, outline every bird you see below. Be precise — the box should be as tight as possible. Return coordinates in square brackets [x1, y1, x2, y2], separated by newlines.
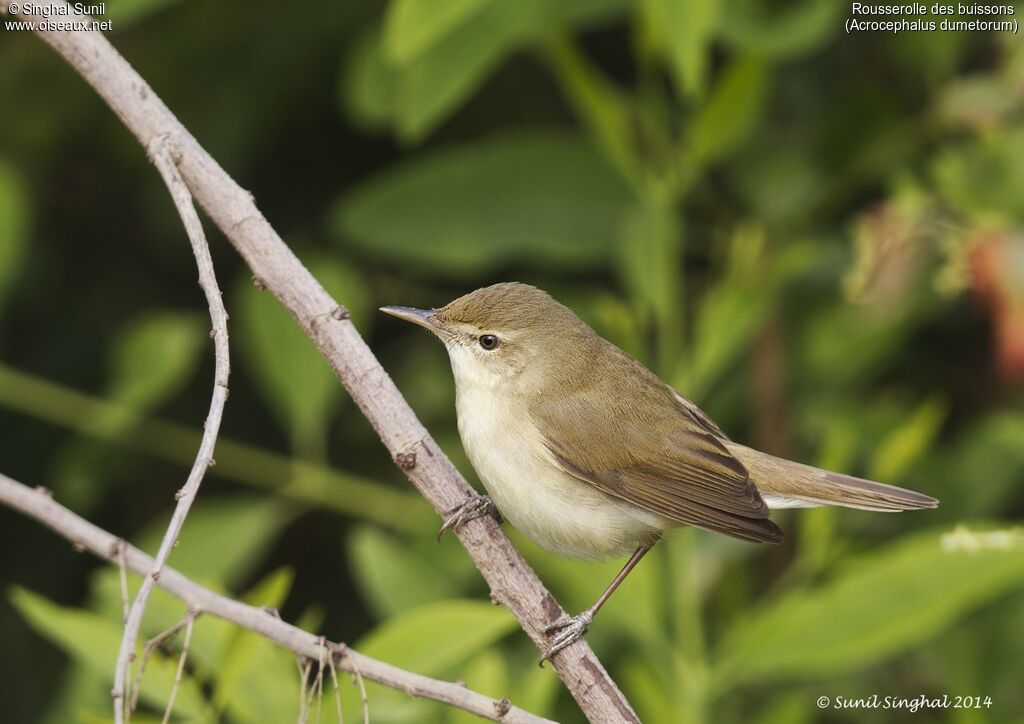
[381, 282, 938, 662]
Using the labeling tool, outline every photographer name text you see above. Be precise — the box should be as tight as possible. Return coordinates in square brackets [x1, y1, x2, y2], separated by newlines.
[3, 2, 111, 31]
[8, 2, 104, 17]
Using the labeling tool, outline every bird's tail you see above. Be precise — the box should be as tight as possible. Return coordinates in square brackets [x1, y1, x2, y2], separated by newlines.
[725, 442, 939, 511]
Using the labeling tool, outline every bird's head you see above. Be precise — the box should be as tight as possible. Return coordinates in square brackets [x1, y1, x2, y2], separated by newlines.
[381, 282, 592, 392]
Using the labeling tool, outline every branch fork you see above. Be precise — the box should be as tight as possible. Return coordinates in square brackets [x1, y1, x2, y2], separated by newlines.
[9, 4, 639, 721]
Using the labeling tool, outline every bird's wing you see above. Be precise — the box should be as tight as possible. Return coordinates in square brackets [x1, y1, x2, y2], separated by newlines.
[532, 391, 783, 544]
[673, 390, 730, 440]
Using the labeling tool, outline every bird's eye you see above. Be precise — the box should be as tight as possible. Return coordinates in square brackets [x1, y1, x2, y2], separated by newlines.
[478, 334, 500, 351]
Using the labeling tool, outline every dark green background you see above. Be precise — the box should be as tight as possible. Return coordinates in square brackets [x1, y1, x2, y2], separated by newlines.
[1, 0, 1023, 722]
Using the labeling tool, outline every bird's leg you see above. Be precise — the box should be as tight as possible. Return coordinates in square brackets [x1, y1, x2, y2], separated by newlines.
[540, 544, 652, 665]
[437, 493, 501, 541]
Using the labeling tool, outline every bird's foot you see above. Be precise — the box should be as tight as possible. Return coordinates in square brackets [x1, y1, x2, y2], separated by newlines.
[539, 609, 594, 666]
[437, 494, 500, 541]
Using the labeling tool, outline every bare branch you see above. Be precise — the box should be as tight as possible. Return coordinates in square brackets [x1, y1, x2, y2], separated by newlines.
[16, 6, 638, 719]
[111, 133, 232, 724]
[116, 539, 130, 621]
[130, 615, 190, 713]
[0, 473, 556, 724]
[161, 611, 196, 724]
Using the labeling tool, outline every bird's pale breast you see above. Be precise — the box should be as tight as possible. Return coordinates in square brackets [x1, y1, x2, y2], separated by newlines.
[454, 380, 668, 560]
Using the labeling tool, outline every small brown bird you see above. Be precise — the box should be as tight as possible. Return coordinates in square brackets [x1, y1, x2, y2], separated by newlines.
[382, 282, 937, 662]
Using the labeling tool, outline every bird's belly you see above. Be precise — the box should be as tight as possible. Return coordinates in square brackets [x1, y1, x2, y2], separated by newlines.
[456, 393, 668, 560]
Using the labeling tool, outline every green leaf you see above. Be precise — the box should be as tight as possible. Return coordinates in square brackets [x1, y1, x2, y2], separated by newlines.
[347, 526, 472, 619]
[333, 131, 637, 277]
[932, 412, 1024, 517]
[714, 526, 1024, 689]
[682, 283, 770, 402]
[620, 655, 675, 724]
[87, 496, 291, 674]
[727, 143, 827, 226]
[643, 0, 719, 97]
[510, 663, 560, 719]
[356, 599, 517, 675]
[91, 571, 235, 679]
[108, 311, 206, 410]
[9, 587, 206, 717]
[341, 23, 396, 133]
[39, 667, 111, 724]
[383, 0, 489, 64]
[392, 0, 627, 140]
[0, 158, 30, 314]
[449, 650, 508, 724]
[389, 3, 520, 142]
[49, 310, 206, 511]
[340, 1, 628, 141]
[87, 499, 290, 691]
[932, 129, 1024, 219]
[134, 495, 291, 586]
[617, 204, 683, 359]
[235, 254, 369, 452]
[688, 57, 769, 165]
[541, 36, 641, 186]
[214, 569, 299, 724]
[48, 439, 122, 513]
[719, 0, 840, 60]
[799, 303, 913, 388]
[869, 396, 947, 482]
[341, 600, 517, 723]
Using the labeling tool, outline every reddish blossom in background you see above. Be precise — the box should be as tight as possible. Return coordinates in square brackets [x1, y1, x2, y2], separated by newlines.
[969, 230, 1024, 384]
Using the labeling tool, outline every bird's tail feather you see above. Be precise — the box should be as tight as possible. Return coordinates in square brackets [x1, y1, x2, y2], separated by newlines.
[725, 442, 939, 512]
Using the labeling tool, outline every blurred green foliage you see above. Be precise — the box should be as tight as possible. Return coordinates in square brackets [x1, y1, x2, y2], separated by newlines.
[2, 0, 1024, 722]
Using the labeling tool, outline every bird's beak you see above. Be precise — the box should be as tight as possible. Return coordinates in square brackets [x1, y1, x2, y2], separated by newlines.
[379, 305, 444, 334]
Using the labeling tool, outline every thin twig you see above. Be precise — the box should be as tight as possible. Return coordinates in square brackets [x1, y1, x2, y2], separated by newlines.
[130, 616, 190, 713]
[111, 136, 232, 724]
[161, 611, 197, 724]
[310, 637, 327, 724]
[344, 647, 370, 724]
[297, 658, 312, 724]
[0, 474, 553, 723]
[327, 643, 343, 724]
[15, 6, 638, 720]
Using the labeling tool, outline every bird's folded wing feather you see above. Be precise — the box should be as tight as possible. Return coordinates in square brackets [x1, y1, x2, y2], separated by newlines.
[532, 392, 783, 544]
